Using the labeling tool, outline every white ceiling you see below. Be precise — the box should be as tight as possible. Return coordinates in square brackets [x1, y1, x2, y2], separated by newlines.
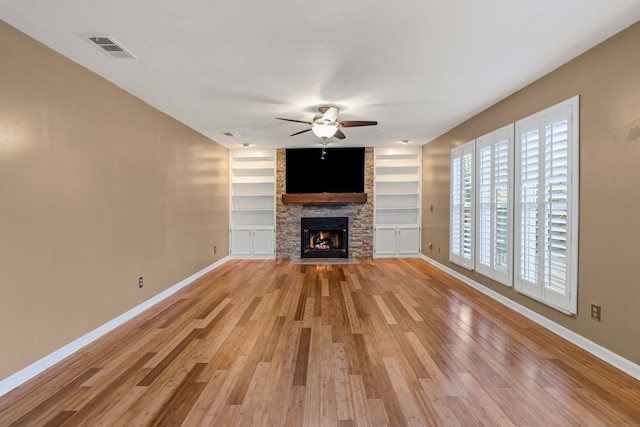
[1, 1, 639, 150]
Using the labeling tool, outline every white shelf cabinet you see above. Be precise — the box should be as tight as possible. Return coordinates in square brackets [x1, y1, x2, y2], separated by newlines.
[374, 226, 421, 256]
[229, 149, 276, 258]
[230, 227, 275, 257]
[373, 147, 422, 258]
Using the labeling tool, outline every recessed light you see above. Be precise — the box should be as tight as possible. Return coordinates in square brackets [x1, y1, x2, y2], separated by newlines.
[221, 132, 236, 137]
[401, 140, 410, 145]
[241, 143, 252, 148]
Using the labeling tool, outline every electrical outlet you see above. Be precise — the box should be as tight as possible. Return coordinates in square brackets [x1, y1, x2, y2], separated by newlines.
[438, 246, 441, 254]
[138, 276, 143, 289]
[427, 243, 433, 250]
[591, 304, 601, 321]
[214, 246, 217, 254]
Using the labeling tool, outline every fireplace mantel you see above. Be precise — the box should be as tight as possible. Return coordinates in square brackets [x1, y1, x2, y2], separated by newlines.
[282, 193, 367, 205]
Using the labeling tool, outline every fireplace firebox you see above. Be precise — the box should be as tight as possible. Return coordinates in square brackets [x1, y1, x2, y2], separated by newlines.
[301, 217, 348, 258]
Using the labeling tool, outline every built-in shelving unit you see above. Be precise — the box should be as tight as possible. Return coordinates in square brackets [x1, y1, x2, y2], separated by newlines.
[373, 146, 422, 257]
[229, 149, 276, 258]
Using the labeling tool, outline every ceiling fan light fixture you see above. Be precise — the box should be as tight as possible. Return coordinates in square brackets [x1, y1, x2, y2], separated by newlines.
[312, 123, 338, 138]
[276, 106, 376, 140]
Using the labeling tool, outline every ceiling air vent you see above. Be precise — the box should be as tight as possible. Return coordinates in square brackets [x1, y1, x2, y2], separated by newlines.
[83, 35, 136, 59]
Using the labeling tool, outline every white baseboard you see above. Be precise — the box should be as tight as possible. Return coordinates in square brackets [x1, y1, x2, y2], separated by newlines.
[229, 254, 276, 260]
[0, 256, 231, 397]
[420, 255, 640, 382]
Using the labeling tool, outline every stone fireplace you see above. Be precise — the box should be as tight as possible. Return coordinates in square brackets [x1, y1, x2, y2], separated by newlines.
[276, 148, 374, 259]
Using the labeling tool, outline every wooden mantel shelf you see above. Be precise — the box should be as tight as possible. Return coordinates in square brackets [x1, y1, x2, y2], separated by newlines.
[282, 193, 367, 205]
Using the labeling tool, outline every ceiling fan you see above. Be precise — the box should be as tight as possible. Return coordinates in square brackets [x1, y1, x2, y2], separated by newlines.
[275, 106, 377, 140]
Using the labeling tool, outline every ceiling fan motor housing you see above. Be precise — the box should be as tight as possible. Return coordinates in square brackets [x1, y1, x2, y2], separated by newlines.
[315, 106, 340, 125]
[313, 113, 335, 125]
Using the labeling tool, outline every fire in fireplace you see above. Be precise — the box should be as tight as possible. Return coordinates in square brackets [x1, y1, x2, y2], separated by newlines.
[301, 217, 348, 258]
[310, 230, 340, 250]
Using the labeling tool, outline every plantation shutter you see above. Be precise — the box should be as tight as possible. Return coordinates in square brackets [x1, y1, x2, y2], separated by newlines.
[450, 140, 475, 270]
[514, 96, 579, 313]
[475, 124, 513, 286]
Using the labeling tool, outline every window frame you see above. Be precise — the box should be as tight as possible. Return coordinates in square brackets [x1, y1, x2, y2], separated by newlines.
[449, 140, 475, 270]
[475, 124, 514, 287]
[448, 96, 579, 315]
[513, 96, 579, 314]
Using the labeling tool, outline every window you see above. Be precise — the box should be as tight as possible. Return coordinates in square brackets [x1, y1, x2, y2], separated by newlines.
[450, 140, 475, 270]
[514, 96, 579, 314]
[448, 97, 579, 314]
[475, 124, 514, 286]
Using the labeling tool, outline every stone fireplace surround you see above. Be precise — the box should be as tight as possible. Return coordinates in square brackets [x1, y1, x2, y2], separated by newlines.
[275, 148, 374, 259]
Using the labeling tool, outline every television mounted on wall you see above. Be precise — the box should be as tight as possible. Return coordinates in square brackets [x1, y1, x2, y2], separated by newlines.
[285, 147, 365, 194]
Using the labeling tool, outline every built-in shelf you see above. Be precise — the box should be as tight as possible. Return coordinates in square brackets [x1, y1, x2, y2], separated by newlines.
[374, 146, 422, 258]
[230, 149, 276, 258]
[282, 193, 368, 204]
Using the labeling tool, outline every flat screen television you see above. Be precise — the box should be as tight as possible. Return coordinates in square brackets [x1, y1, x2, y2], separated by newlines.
[286, 147, 365, 194]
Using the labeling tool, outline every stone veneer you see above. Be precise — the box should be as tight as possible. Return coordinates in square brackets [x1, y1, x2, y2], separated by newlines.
[276, 147, 374, 259]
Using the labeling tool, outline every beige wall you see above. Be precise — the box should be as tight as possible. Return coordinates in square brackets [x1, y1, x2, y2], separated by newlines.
[422, 21, 640, 365]
[0, 22, 229, 380]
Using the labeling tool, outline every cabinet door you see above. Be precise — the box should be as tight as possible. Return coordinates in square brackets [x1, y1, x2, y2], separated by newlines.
[252, 228, 275, 256]
[398, 226, 420, 255]
[231, 228, 253, 256]
[374, 226, 398, 257]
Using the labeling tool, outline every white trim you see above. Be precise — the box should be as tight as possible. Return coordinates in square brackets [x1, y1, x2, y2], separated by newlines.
[420, 254, 640, 382]
[474, 123, 514, 287]
[229, 254, 276, 260]
[513, 95, 580, 313]
[449, 140, 476, 270]
[374, 254, 422, 259]
[0, 256, 231, 397]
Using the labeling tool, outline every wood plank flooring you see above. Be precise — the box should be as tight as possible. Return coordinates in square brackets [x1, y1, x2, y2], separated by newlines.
[2, 258, 640, 426]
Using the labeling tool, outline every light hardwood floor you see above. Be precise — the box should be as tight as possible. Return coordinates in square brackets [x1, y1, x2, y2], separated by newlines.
[1, 259, 640, 426]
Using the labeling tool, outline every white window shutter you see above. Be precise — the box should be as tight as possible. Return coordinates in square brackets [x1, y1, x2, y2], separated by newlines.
[450, 140, 475, 270]
[450, 155, 462, 258]
[475, 124, 514, 286]
[514, 96, 579, 314]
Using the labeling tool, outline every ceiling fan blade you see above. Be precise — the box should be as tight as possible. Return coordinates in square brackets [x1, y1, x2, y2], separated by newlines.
[339, 120, 378, 127]
[290, 128, 312, 137]
[275, 117, 313, 125]
[334, 129, 346, 139]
